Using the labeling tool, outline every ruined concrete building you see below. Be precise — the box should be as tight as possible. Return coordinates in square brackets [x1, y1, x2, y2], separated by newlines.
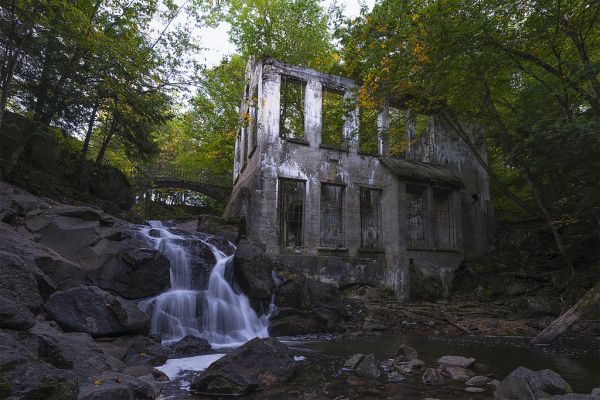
[225, 57, 492, 299]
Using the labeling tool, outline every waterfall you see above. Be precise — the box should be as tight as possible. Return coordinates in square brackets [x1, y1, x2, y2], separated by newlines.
[138, 221, 269, 348]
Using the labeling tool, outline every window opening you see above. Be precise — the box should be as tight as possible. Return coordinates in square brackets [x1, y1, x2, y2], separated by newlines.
[433, 188, 455, 249]
[359, 107, 379, 155]
[278, 179, 305, 246]
[321, 88, 347, 148]
[320, 184, 344, 247]
[251, 82, 259, 149]
[388, 107, 408, 157]
[360, 187, 382, 248]
[280, 76, 305, 140]
[406, 184, 428, 248]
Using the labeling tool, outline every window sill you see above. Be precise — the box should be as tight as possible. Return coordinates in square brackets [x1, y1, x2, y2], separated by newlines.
[358, 248, 385, 254]
[407, 247, 460, 253]
[282, 137, 310, 146]
[318, 246, 348, 252]
[319, 144, 349, 152]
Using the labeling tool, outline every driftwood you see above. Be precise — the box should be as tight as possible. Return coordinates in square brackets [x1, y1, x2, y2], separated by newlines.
[530, 280, 600, 345]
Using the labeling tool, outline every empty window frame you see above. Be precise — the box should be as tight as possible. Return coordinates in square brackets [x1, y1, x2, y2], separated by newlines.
[360, 187, 382, 249]
[320, 184, 344, 247]
[432, 188, 455, 249]
[406, 184, 428, 248]
[321, 88, 347, 148]
[278, 179, 305, 247]
[280, 76, 305, 140]
[388, 107, 408, 157]
[359, 107, 379, 155]
[251, 82, 259, 150]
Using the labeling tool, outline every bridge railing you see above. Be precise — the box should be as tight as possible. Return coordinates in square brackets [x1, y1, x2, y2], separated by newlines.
[132, 165, 233, 189]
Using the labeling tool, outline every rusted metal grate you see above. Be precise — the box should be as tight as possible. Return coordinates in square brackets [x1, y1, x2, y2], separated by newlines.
[320, 184, 344, 247]
[406, 184, 428, 248]
[360, 187, 382, 248]
[278, 178, 305, 247]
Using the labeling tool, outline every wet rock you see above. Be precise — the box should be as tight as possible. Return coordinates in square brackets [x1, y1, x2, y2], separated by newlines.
[88, 248, 170, 299]
[423, 368, 445, 385]
[438, 364, 475, 381]
[78, 371, 154, 400]
[45, 286, 149, 337]
[109, 335, 169, 366]
[269, 276, 350, 336]
[232, 240, 275, 313]
[466, 375, 491, 386]
[387, 371, 407, 382]
[393, 344, 418, 362]
[354, 354, 380, 379]
[0, 292, 36, 330]
[466, 386, 486, 393]
[168, 335, 211, 359]
[437, 355, 475, 368]
[191, 337, 295, 395]
[495, 367, 572, 400]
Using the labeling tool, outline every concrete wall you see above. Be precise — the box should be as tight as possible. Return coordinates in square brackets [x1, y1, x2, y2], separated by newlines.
[225, 57, 491, 299]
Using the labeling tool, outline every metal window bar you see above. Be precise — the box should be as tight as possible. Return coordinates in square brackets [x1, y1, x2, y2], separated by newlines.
[278, 179, 305, 247]
[433, 188, 455, 249]
[360, 187, 382, 248]
[406, 184, 428, 248]
[320, 184, 344, 247]
[280, 76, 305, 140]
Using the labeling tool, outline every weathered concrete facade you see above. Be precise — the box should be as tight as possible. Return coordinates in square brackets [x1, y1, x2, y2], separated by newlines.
[225, 57, 492, 299]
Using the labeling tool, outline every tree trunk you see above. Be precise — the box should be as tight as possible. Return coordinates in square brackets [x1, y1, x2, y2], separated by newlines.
[81, 100, 99, 157]
[530, 280, 600, 345]
[95, 119, 115, 165]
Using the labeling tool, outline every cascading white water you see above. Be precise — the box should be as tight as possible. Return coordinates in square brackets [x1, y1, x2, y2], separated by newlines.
[138, 221, 268, 347]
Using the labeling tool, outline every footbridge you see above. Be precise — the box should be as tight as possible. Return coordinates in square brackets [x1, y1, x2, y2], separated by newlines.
[135, 165, 233, 202]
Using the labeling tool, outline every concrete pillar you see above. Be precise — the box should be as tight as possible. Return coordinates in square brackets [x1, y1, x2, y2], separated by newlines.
[304, 79, 322, 147]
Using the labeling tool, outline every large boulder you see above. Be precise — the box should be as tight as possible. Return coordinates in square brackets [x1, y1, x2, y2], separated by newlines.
[45, 286, 149, 337]
[0, 292, 36, 330]
[2, 361, 79, 400]
[0, 249, 45, 311]
[168, 335, 211, 359]
[77, 372, 155, 400]
[98, 335, 169, 367]
[191, 337, 295, 395]
[495, 367, 572, 400]
[87, 248, 170, 299]
[30, 322, 125, 378]
[90, 166, 134, 210]
[269, 276, 350, 336]
[233, 240, 275, 313]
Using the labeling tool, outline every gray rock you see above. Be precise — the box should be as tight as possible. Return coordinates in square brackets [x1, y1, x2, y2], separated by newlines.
[437, 355, 476, 368]
[269, 276, 350, 336]
[88, 248, 170, 299]
[387, 371, 407, 382]
[354, 354, 380, 379]
[0, 292, 36, 330]
[438, 364, 475, 381]
[168, 335, 211, 359]
[233, 240, 275, 312]
[550, 396, 597, 400]
[2, 361, 79, 400]
[393, 344, 418, 362]
[0, 181, 14, 221]
[110, 335, 169, 366]
[0, 249, 44, 311]
[506, 283, 527, 296]
[191, 337, 295, 395]
[78, 371, 154, 400]
[466, 375, 491, 386]
[466, 387, 486, 393]
[30, 322, 125, 378]
[495, 367, 573, 400]
[423, 368, 445, 385]
[343, 354, 365, 370]
[592, 388, 600, 397]
[45, 286, 149, 337]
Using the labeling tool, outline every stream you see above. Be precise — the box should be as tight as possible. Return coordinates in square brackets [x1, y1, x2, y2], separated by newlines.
[137, 222, 599, 399]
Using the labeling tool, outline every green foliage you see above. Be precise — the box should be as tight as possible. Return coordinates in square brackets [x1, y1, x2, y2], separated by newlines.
[339, 0, 600, 270]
